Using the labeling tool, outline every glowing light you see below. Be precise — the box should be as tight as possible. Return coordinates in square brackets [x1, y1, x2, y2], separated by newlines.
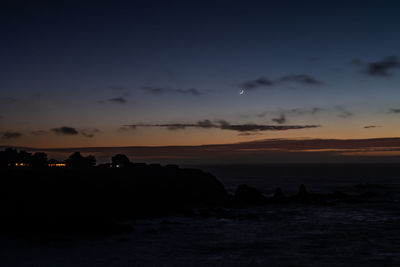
[15, 163, 29, 167]
[48, 163, 66, 167]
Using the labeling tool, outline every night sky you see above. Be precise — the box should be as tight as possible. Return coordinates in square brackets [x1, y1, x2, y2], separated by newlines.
[2, 0, 400, 159]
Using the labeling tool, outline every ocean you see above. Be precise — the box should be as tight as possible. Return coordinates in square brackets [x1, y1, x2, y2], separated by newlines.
[1, 164, 400, 266]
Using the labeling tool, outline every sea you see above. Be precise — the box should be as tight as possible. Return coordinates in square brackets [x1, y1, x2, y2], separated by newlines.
[1, 164, 400, 266]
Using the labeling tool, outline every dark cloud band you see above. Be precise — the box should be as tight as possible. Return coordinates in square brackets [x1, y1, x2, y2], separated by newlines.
[124, 120, 320, 133]
[51, 127, 79, 135]
[365, 56, 400, 76]
[142, 87, 201, 96]
[1, 131, 22, 139]
[108, 97, 127, 104]
[241, 74, 323, 90]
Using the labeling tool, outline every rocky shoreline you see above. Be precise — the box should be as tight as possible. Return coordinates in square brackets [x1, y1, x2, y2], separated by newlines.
[0, 162, 391, 236]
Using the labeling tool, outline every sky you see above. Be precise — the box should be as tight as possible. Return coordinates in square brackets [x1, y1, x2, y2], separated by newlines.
[1, 0, 400, 161]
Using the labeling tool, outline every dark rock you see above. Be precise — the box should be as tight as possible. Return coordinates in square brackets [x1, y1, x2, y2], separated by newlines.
[355, 183, 384, 190]
[111, 223, 134, 234]
[330, 191, 348, 199]
[39, 236, 72, 243]
[234, 184, 266, 205]
[271, 187, 288, 203]
[165, 164, 179, 169]
[298, 184, 309, 198]
[145, 228, 158, 234]
[160, 220, 180, 225]
[291, 184, 318, 204]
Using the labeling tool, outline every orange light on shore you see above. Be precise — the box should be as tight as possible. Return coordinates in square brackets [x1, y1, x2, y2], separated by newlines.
[48, 163, 66, 167]
[13, 163, 29, 167]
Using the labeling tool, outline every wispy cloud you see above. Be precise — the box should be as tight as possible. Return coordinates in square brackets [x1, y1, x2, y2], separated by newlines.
[0, 97, 18, 105]
[277, 74, 323, 85]
[51, 127, 79, 136]
[142, 87, 201, 96]
[51, 127, 101, 137]
[2, 131, 22, 139]
[247, 106, 350, 120]
[119, 125, 137, 132]
[241, 74, 323, 90]
[108, 97, 127, 104]
[364, 125, 380, 129]
[242, 78, 274, 89]
[31, 130, 49, 136]
[364, 56, 400, 76]
[271, 114, 287, 124]
[335, 106, 353, 118]
[388, 108, 400, 114]
[80, 129, 101, 138]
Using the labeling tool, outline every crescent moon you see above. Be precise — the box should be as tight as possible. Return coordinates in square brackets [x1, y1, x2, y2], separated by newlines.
[239, 89, 244, 95]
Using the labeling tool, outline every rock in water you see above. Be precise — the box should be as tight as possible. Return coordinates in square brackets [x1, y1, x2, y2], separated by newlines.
[234, 184, 266, 205]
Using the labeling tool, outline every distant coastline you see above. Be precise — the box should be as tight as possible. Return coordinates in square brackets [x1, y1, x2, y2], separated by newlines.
[2, 136, 400, 164]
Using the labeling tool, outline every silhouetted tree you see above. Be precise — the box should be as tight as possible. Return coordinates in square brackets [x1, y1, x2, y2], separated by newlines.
[31, 152, 48, 168]
[86, 155, 96, 167]
[111, 154, 132, 168]
[65, 152, 96, 168]
[0, 148, 18, 167]
[17, 150, 33, 164]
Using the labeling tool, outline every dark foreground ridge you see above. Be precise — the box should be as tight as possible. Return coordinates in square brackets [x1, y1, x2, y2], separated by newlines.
[0, 148, 392, 236]
[0, 148, 229, 235]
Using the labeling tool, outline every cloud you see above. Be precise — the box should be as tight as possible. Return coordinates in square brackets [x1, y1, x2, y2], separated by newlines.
[218, 121, 319, 132]
[108, 97, 127, 104]
[80, 129, 101, 138]
[124, 120, 320, 133]
[250, 107, 325, 119]
[271, 114, 287, 124]
[51, 127, 79, 136]
[277, 74, 323, 85]
[241, 74, 323, 90]
[364, 125, 380, 129]
[241, 78, 274, 89]
[335, 106, 353, 118]
[195, 119, 215, 129]
[40, 128, 100, 137]
[365, 56, 400, 76]
[119, 125, 137, 132]
[237, 132, 261, 136]
[2, 131, 22, 139]
[31, 130, 49, 136]
[247, 106, 351, 121]
[281, 107, 325, 116]
[142, 87, 201, 96]
[296, 107, 324, 115]
[388, 108, 400, 114]
[0, 97, 18, 105]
